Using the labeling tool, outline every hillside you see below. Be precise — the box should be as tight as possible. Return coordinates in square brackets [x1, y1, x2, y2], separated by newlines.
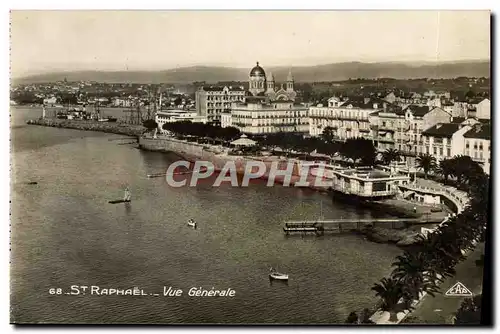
[13, 60, 490, 85]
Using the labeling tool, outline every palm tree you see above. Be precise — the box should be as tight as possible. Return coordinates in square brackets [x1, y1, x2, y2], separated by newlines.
[382, 148, 401, 165]
[371, 277, 404, 322]
[435, 159, 454, 184]
[391, 251, 440, 303]
[414, 233, 458, 279]
[416, 153, 436, 179]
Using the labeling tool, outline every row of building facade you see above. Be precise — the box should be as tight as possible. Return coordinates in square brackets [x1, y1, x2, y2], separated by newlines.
[159, 62, 491, 174]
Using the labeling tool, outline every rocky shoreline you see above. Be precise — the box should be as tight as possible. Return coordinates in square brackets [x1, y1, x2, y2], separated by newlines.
[353, 225, 423, 246]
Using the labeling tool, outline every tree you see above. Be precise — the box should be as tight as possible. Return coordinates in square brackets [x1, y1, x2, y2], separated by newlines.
[359, 308, 375, 324]
[321, 126, 336, 143]
[414, 232, 459, 279]
[416, 153, 436, 179]
[371, 277, 404, 322]
[391, 251, 440, 304]
[340, 138, 377, 166]
[59, 93, 78, 105]
[142, 119, 158, 132]
[382, 148, 401, 165]
[220, 126, 241, 143]
[11, 92, 43, 105]
[345, 312, 359, 324]
[435, 159, 454, 184]
[454, 295, 482, 324]
[370, 162, 489, 324]
[449, 155, 480, 185]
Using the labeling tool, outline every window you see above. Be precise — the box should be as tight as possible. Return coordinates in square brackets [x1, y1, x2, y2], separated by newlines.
[439, 148, 443, 156]
[447, 148, 451, 157]
[433, 147, 437, 155]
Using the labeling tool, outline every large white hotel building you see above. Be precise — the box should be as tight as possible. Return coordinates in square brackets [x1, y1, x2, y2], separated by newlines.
[196, 62, 309, 135]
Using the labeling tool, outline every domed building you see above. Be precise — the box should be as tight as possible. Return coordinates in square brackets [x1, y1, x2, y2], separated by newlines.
[248, 62, 267, 96]
[220, 62, 308, 135]
[247, 62, 297, 102]
[195, 62, 307, 134]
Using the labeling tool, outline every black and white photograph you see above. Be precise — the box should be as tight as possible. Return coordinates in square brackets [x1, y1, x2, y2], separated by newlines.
[9, 9, 492, 325]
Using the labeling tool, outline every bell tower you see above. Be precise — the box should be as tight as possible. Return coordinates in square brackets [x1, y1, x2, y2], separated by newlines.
[286, 69, 294, 92]
[266, 72, 275, 92]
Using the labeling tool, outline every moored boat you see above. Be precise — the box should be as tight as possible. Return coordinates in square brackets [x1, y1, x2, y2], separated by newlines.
[269, 268, 288, 280]
[187, 219, 197, 228]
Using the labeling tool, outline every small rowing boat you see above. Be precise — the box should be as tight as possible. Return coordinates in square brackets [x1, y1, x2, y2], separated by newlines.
[187, 219, 197, 228]
[269, 267, 288, 281]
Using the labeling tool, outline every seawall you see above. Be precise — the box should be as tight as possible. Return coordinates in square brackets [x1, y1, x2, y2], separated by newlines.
[26, 118, 145, 137]
[138, 137, 447, 218]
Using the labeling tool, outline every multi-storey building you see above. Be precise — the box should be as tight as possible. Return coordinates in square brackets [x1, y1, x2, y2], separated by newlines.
[195, 85, 246, 124]
[421, 123, 470, 160]
[452, 98, 490, 120]
[221, 62, 308, 135]
[463, 123, 491, 174]
[473, 98, 491, 120]
[371, 104, 404, 152]
[308, 97, 381, 140]
[421, 118, 491, 174]
[229, 97, 309, 135]
[373, 105, 452, 165]
[156, 110, 207, 133]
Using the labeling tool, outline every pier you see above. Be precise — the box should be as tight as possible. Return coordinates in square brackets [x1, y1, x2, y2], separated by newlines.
[283, 217, 441, 235]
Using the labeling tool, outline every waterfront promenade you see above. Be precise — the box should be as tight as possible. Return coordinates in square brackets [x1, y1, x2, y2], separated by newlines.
[369, 177, 473, 325]
[403, 244, 484, 324]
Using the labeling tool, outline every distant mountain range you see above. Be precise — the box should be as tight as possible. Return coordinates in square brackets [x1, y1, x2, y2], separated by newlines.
[13, 60, 490, 85]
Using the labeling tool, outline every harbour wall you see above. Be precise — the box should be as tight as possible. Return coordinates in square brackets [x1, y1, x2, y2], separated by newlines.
[26, 118, 145, 137]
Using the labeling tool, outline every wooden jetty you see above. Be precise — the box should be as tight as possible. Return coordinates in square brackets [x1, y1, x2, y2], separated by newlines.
[283, 217, 440, 235]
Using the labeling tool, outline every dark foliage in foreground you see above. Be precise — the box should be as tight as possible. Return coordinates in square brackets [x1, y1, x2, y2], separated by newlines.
[454, 295, 482, 324]
[365, 160, 488, 323]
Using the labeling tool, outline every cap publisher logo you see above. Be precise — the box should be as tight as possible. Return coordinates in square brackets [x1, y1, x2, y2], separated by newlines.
[445, 282, 473, 297]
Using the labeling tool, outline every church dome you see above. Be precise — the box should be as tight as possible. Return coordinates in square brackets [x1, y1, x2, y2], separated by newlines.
[250, 62, 266, 77]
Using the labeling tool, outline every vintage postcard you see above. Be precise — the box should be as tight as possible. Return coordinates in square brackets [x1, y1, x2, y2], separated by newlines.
[9, 10, 491, 325]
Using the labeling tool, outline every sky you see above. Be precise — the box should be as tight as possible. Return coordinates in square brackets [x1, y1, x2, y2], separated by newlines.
[10, 10, 491, 78]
